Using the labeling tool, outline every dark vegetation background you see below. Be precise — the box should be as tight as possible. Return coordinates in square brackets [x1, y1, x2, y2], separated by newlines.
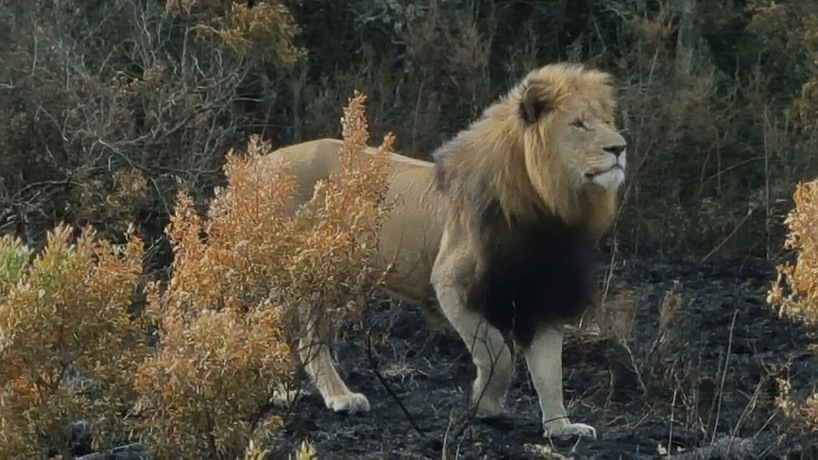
[2, 0, 817, 268]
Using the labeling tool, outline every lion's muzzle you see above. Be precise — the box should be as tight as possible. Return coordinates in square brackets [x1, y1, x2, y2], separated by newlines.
[602, 143, 626, 157]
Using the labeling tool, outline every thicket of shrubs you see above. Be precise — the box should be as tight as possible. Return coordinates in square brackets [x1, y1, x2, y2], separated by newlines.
[0, 91, 389, 458]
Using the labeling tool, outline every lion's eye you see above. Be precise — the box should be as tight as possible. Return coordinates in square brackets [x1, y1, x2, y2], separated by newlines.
[570, 118, 587, 130]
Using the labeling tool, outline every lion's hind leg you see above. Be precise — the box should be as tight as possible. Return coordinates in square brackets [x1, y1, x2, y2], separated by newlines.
[523, 323, 597, 440]
[297, 314, 370, 414]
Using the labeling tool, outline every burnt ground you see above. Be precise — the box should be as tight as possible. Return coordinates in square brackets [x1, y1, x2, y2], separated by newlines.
[268, 256, 818, 460]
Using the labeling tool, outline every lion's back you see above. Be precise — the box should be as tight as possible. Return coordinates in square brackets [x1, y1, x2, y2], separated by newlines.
[260, 138, 349, 213]
[262, 138, 446, 305]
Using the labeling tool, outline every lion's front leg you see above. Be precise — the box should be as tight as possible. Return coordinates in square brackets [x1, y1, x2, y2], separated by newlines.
[298, 315, 370, 414]
[431, 231, 513, 419]
[435, 284, 514, 418]
[523, 322, 597, 440]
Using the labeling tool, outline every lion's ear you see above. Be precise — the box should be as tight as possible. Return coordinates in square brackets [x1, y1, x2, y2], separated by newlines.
[520, 83, 553, 125]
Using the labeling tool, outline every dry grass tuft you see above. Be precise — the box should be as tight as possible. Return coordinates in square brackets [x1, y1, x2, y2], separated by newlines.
[594, 288, 640, 345]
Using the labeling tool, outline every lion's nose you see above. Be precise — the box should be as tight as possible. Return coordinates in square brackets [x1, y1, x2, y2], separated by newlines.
[603, 144, 626, 157]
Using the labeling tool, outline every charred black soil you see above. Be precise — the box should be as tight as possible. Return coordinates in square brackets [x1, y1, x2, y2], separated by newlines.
[271, 257, 818, 459]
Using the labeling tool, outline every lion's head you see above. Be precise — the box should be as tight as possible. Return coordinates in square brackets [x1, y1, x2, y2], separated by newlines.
[433, 62, 626, 237]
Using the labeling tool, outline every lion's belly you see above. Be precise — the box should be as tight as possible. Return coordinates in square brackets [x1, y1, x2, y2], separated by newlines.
[375, 227, 439, 304]
[373, 170, 444, 304]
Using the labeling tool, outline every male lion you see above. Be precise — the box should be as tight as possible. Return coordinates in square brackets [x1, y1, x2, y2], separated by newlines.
[262, 62, 627, 440]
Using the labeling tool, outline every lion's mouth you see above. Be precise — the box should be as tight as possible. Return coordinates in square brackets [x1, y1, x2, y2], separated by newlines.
[585, 165, 623, 179]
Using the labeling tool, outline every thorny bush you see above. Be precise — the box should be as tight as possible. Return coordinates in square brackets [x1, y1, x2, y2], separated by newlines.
[0, 91, 392, 459]
[132, 90, 392, 459]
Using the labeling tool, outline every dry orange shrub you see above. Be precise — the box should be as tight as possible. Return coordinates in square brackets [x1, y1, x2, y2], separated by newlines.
[285, 92, 393, 314]
[768, 179, 818, 324]
[768, 178, 818, 432]
[0, 224, 149, 458]
[166, 0, 307, 67]
[132, 90, 391, 459]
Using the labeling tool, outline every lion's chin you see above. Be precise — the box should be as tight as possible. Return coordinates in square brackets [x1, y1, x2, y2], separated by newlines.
[586, 167, 625, 189]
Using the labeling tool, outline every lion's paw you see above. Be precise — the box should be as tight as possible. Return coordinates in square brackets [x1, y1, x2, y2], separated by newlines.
[474, 399, 505, 419]
[325, 392, 371, 414]
[543, 422, 597, 440]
